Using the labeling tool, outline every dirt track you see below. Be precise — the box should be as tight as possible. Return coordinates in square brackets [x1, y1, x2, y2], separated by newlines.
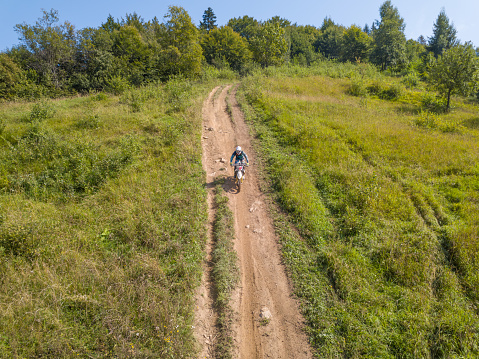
[195, 85, 312, 359]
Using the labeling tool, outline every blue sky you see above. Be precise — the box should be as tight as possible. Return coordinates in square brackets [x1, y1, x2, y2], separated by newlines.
[1, 0, 478, 51]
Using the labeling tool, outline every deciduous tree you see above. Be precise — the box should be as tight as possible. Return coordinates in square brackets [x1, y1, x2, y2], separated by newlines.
[341, 25, 371, 63]
[14, 9, 76, 88]
[157, 6, 203, 79]
[427, 43, 479, 110]
[249, 22, 288, 67]
[227, 16, 260, 41]
[200, 26, 252, 71]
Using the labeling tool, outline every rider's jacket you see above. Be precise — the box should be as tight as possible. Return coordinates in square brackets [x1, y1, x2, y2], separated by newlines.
[230, 150, 249, 164]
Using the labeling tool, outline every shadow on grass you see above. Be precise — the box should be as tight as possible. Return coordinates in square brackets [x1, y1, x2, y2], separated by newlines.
[462, 117, 479, 129]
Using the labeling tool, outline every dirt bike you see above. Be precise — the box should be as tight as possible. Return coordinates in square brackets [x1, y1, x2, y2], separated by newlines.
[233, 161, 248, 192]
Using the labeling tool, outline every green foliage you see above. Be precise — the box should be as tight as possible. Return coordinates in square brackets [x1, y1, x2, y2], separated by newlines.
[413, 111, 464, 133]
[227, 15, 260, 41]
[200, 26, 252, 72]
[427, 43, 479, 110]
[427, 9, 458, 58]
[314, 19, 344, 59]
[158, 6, 203, 79]
[289, 25, 320, 65]
[14, 9, 76, 88]
[199, 7, 217, 33]
[401, 71, 421, 89]
[348, 77, 404, 100]
[420, 92, 448, 113]
[0, 223, 38, 258]
[341, 25, 372, 63]
[249, 22, 288, 68]
[370, 1, 407, 71]
[105, 75, 130, 95]
[211, 184, 239, 358]
[25, 101, 56, 122]
[0, 54, 24, 98]
[163, 76, 193, 112]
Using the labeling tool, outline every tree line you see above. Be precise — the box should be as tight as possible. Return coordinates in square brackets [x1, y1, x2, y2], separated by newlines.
[0, 1, 478, 105]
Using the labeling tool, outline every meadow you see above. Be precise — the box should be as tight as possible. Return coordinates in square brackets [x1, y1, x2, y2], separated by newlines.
[238, 64, 479, 357]
[0, 69, 236, 358]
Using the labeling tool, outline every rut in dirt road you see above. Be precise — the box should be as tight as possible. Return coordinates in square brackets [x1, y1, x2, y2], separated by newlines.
[195, 85, 312, 359]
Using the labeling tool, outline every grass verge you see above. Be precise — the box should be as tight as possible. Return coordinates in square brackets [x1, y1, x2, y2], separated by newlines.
[211, 182, 239, 359]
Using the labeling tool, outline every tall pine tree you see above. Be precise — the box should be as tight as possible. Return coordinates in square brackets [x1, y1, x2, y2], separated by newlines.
[370, 1, 407, 70]
[427, 8, 458, 58]
[199, 7, 217, 33]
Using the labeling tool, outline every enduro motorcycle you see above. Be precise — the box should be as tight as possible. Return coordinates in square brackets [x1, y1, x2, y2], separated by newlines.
[233, 161, 248, 192]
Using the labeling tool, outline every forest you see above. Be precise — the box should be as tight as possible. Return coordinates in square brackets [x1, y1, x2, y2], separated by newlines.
[1, 1, 478, 105]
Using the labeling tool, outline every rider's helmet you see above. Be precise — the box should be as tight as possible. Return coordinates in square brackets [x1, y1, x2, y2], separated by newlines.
[236, 146, 242, 155]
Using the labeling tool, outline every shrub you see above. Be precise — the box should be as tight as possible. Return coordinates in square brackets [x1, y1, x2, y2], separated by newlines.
[0, 223, 37, 258]
[401, 72, 421, 89]
[413, 111, 464, 133]
[421, 92, 448, 113]
[75, 115, 100, 129]
[164, 76, 192, 112]
[348, 78, 368, 97]
[105, 76, 130, 95]
[25, 101, 56, 123]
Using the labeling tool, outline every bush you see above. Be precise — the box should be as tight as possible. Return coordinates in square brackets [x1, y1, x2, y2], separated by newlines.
[105, 76, 130, 95]
[25, 101, 56, 123]
[348, 78, 368, 97]
[421, 92, 448, 113]
[401, 72, 421, 89]
[0, 223, 37, 258]
[75, 115, 100, 129]
[413, 111, 464, 133]
[164, 76, 192, 113]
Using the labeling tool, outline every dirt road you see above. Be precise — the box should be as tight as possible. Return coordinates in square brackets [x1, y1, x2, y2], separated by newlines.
[195, 85, 312, 359]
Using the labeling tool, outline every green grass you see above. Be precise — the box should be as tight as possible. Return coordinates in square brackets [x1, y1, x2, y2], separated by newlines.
[238, 63, 479, 358]
[0, 78, 228, 358]
[211, 183, 239, 359]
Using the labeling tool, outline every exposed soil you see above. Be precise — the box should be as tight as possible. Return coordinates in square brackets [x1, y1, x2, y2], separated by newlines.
[195, 85, 312, 359]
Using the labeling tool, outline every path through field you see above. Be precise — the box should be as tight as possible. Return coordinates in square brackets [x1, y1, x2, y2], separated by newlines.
[195, 85, 312, 359]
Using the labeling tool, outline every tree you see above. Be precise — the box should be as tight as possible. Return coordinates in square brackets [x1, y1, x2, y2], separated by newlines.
[370, 1, 407, 70]
[405, 39, 426, 71]
[427, 43, 479, 110]
[200, 26, 252, 71]
[341, 25, 372, 63]
[0, 54, 24, 98]
[417, 35, 427, 46]
[289, 25, 318, 65]
[199, 7, 217, 33]
[156, 6, 203, 79]
[227, 16, 260, 41]
[14, 9, 76, 88]
[314, 18, 343, 59]
[427, 8, 458, 58]
[249, 22, 288, 67]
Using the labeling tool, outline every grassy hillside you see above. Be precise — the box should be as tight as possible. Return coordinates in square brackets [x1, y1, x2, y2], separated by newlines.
[238, 64, 479, 357]
[0, 74, 234, 358]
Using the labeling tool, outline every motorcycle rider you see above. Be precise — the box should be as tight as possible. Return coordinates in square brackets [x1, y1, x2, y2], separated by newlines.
[230, 146, 249, 179]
